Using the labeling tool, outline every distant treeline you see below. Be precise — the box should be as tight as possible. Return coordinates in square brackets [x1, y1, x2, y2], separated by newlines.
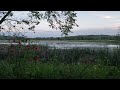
[30, 35, 120, 40]
[0, 35, 120, 41]
[0, 35, 26, 40]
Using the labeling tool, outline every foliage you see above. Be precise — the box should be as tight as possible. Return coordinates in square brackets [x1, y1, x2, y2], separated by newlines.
[0, 44, 120, 79]
[0, 11, 78, 36]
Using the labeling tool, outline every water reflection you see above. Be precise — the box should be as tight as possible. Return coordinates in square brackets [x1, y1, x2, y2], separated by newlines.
[0, 41, 120, 49]
[32, 41, 120, 49]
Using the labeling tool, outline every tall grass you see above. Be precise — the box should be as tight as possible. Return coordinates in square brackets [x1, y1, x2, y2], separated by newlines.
[0, 44, 120, 79]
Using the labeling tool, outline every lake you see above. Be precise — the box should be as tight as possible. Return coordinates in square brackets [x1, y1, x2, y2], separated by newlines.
[32, 40, 120, 49]
[0, 40, 120, 50]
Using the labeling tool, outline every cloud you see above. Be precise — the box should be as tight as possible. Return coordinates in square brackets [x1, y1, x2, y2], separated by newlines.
[102, 16, 113, 19]
[87, 11, 114, 19]
[95, 14, 113, 19]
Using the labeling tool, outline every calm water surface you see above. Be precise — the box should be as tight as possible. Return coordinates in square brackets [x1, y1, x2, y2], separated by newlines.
[28, 41, 120, 49]
[0, 40, 120, 49]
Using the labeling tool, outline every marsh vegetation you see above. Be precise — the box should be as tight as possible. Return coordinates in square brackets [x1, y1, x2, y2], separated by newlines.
[0, 36, 120, 79]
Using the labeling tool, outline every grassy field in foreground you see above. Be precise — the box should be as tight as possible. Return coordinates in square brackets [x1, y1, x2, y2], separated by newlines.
[0, 61, 120, 79]
[0, 44, 120, 79]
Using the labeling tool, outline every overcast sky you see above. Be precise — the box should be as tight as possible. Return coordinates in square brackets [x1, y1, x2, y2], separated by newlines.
[10, 11, 120, 37]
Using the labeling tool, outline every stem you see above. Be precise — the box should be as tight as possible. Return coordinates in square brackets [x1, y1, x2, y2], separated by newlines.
[0, 11, 12, 24]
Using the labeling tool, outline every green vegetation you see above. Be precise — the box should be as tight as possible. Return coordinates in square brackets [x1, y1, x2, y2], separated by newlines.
[1, 35, 119, 40]
[1, 35, 120, 43]
[0, 44, 120, 79]
[33, 35, 120, 40]
[27, 35, 120, 44]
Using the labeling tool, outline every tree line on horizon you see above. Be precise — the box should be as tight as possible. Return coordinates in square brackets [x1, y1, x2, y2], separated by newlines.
[1, 35, 119, 41]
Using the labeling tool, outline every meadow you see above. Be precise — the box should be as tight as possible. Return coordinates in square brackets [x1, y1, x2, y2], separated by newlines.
[0, 42, 120, 79]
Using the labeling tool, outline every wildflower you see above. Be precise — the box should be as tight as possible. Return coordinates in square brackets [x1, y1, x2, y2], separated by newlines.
[34, 56, 40, 62]
[32, 45, 40, 51]
[26, 44, 30, 49]
[32, 45, 35, 48]
[34, 47, 39, 51]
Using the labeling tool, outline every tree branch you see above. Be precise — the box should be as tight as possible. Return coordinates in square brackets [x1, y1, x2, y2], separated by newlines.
[0, 11, 11, 24]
